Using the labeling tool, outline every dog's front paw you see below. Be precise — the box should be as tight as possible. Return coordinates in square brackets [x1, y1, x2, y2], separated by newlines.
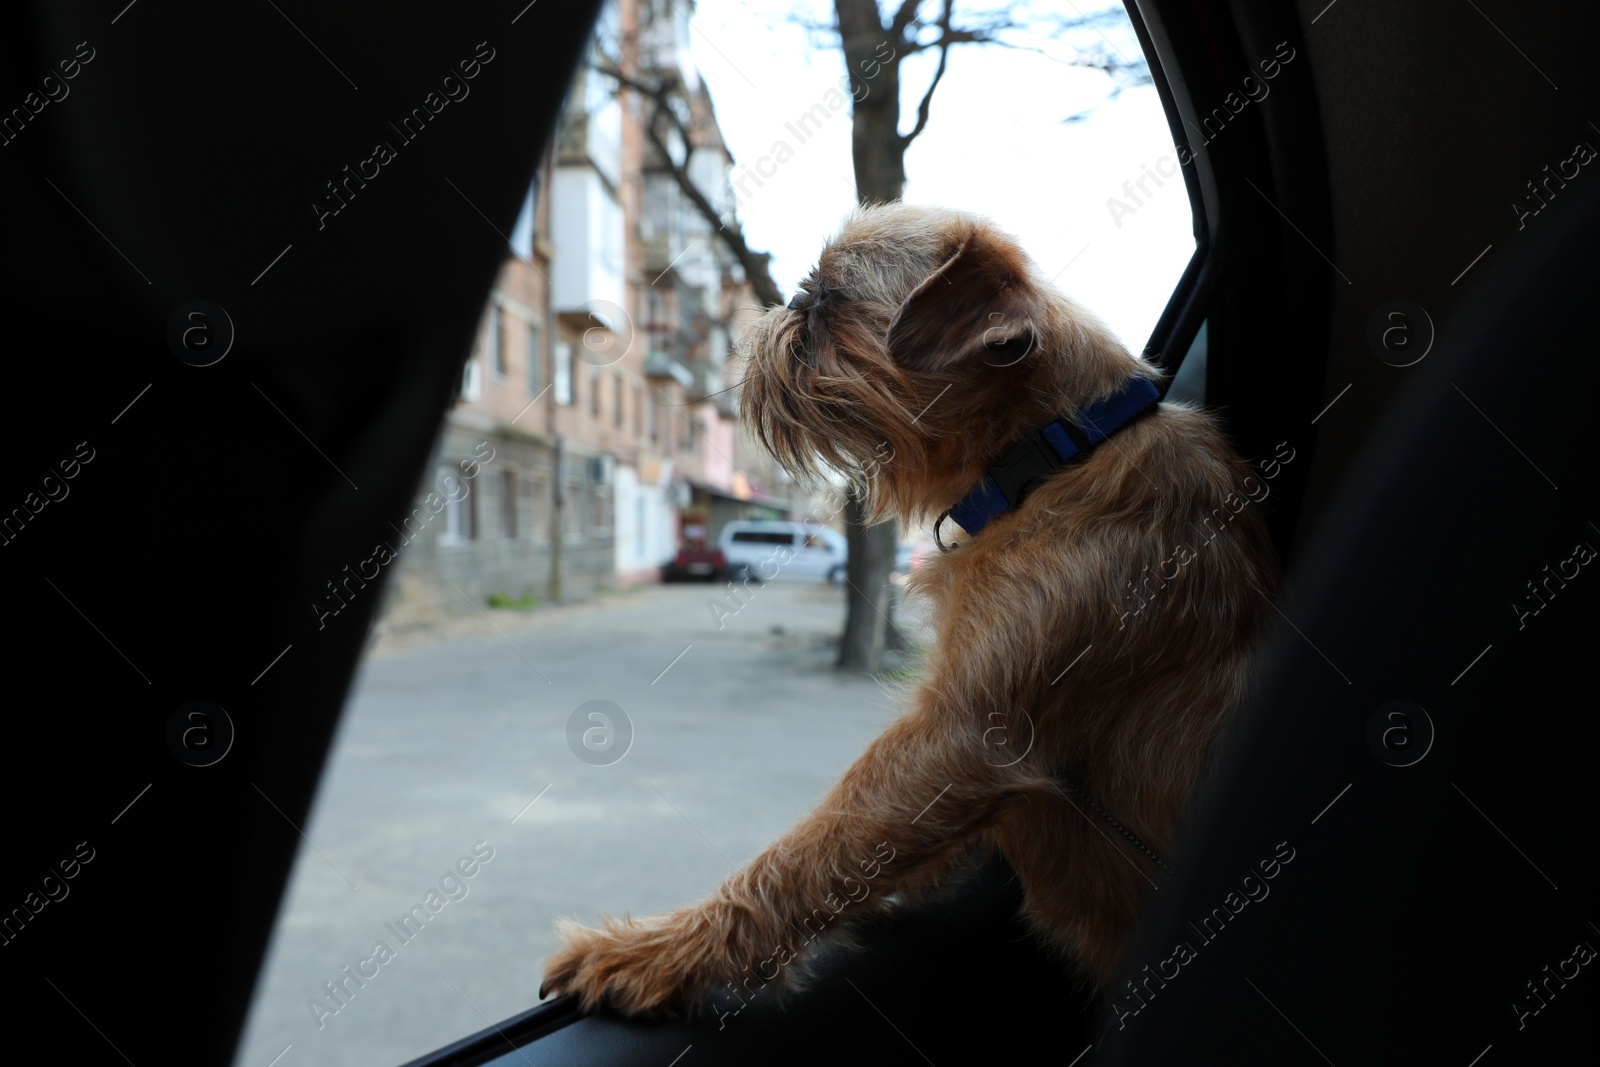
[540, 912, 723, 1017]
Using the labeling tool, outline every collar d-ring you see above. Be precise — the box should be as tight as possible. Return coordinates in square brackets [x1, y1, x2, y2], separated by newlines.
[934, 509, 959, 552]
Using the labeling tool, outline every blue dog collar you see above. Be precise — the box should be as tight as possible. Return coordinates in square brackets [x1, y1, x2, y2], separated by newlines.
[937, 376, 1162, 549]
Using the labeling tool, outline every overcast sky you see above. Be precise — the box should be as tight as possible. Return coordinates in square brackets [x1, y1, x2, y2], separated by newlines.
[686, 0, 1195, 354]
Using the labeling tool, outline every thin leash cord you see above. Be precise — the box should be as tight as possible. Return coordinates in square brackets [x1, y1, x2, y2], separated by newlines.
[1058, 779, 1177, 877]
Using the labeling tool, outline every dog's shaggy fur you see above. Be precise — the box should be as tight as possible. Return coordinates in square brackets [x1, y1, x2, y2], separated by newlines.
[541, 203, 1280, 1016]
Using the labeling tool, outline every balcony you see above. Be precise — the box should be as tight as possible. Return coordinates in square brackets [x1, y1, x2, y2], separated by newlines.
[549, 167, 625, 317]
[645, 352, 693, 388]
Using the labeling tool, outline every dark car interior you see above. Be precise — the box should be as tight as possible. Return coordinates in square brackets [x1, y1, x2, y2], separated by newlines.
[2, 1, 1594, 1063]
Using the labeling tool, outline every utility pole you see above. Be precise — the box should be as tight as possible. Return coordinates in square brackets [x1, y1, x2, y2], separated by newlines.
[549, 432, 564, 603]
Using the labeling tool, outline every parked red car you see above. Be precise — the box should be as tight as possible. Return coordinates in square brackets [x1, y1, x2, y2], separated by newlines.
[661, 544, 726, 581]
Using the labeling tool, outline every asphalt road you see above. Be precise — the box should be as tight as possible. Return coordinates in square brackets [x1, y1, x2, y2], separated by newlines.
[233, 580, 929, 1067]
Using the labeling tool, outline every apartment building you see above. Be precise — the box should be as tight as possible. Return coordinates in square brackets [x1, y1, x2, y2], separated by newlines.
[377, 0, 791, 629]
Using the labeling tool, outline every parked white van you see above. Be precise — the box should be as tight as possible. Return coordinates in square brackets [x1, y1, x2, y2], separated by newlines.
[717, 520, 848, 583]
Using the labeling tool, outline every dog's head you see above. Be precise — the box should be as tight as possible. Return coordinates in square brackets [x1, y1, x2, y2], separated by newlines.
[739, 203, 1153, 523]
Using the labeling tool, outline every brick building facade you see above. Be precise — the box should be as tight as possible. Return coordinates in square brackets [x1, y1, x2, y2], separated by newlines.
[378, 0, 793, 630]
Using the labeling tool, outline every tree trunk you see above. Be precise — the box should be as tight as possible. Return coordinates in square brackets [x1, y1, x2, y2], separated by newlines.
[836, 489, 899, 671]
[833, 0, 911, 672]
[837, 0, 907, 206]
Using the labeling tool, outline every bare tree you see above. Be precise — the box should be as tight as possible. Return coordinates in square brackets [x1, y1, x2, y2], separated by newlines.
[826, 0, 1148, 672]
[597, 59, 784, 308]
[601, 1, 1147, 674]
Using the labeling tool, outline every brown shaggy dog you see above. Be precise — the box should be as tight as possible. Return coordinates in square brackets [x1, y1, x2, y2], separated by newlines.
[540, 203, 1281, 1017]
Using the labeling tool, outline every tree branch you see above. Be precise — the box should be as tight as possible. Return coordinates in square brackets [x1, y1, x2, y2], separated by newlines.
[596, 61, 785, 309]
[899, 0, 953, 148]
[888, 0, 924, 38]
[899, 24, 1006, 53]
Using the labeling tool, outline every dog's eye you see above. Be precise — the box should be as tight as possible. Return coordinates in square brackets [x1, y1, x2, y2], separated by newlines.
[786, 278, 835, 313]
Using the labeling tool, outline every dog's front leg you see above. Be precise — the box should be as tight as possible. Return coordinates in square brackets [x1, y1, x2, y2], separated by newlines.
[540, 699, 1039, 1017]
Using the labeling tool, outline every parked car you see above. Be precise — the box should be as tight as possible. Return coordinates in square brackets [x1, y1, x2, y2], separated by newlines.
[718, 520, 847, 583]
[660, 544, 726, 582]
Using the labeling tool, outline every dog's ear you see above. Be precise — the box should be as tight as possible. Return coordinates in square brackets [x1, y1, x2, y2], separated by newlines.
[885, 228, 1042, 370]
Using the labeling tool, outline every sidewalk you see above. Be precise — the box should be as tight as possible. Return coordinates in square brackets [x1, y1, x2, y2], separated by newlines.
[362, 581, 658, 660]
[234, 580, 931, 1067]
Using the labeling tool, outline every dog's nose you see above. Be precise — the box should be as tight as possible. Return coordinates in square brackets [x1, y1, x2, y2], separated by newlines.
[787, 292, 807, 310]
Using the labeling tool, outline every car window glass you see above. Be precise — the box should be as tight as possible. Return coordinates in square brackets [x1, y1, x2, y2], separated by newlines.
[233, 5, 1193, 1064]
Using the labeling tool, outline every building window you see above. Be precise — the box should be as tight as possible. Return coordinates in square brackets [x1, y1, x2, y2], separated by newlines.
[554, 341, 573, 405]
[527, 322, 542, 397]
[500, 469, 517, 537]
[614, 372, 624, 427]
[591, 485, 610, 532]
[461, 353, 481, 403]
[489, 305, 506, 379]
[634, 384, 643, 438]
[590, 364, 601, 416]
[647, 391, 658, 443]
[439, 465, 476, 543]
